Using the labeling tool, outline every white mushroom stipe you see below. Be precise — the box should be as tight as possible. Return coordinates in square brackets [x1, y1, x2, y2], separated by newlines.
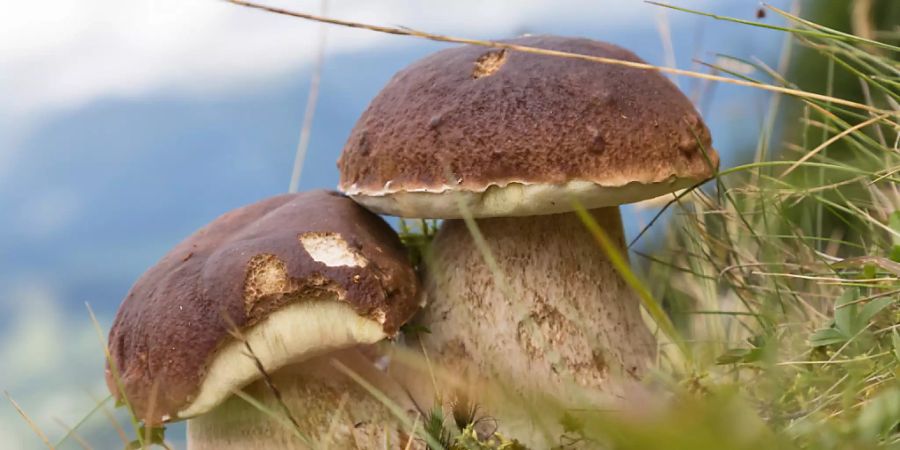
[187, 347, 421, 450]
[178, 300, 386, 418]
[299, 231, 369, 267]
[416, 207, 656, 447]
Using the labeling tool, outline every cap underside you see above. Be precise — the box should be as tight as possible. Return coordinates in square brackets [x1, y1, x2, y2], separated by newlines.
[177, 300, 386, 419]
[348, 178, 702, 219]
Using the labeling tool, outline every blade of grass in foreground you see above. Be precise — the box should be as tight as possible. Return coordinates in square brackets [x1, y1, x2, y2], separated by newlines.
[85, 302, 144, 448]
[4, 391, 56, 450]
[572, 200, 692, 362]
[54, 395, 113, 448]
[287, 0, 328, 193]
[647, 1, 900, 52]
[52, 418, 93, 450]
[333, 360, 444, 450]
[766, 3, 900, 53]
[231, 390, 311, 446]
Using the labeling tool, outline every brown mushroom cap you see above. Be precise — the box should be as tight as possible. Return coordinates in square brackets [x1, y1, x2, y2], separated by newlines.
[338, 35, 719, 218]
[106, 190, 420, 424]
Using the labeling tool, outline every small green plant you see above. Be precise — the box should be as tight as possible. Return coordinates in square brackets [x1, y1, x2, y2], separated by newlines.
[125, 425, 170, 450]
[399, 218, 440, 272]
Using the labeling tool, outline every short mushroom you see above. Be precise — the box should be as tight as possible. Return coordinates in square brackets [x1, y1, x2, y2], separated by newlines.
[338, 35, 719, 441]
[106, 190, 422, 449]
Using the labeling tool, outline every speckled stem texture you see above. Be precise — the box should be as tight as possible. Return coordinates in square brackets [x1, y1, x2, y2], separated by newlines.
[418, 207, 656, 443]
[187, 348, 422, 450]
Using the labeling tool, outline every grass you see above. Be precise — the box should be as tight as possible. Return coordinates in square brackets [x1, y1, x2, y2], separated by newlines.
[621, 5, 899, 448]
[7, 1, 899, 449]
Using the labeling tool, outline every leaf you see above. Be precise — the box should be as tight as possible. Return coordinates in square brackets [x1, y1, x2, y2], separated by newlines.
[716, 346, 765, 365]
[863, 263, 877, 280]
[890, 245, 900, 263]
[716, 348, 750, 365]
[857, 297, 895, 326]
[833, 288, 860, 335]
[856, 388, 900, 442]
[809, 328, 847, 347]
[125, 426, 168, 450]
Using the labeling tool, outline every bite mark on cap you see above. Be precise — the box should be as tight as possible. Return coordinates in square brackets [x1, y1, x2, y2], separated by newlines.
[245, 254, 291, 301]
[472, 49, 508, 79]
[244, 253, 294, 314]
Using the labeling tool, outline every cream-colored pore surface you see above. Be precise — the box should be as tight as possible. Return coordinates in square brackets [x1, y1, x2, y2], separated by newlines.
[178, 301, 386, 418]
[349, 178, 699, 219]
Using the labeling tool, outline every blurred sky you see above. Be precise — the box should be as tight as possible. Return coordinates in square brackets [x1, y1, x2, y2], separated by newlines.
[0, 0, 793, 447]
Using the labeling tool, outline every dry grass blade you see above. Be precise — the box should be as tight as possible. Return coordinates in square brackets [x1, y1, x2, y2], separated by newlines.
[220, 309, 312, 447]
[320, 392, 349, 450]
[53, 417, 93, 450]
[440, 168, 523, 318]
[653, 9, 677, 85]
[143, 377, 163, 448]
[85, 302, 144, 446]
[231, 390, 311, 445]
[332, 360, 443, 450]
[781, 113, 894, 177]
[54, 394, 114, 448]
[242, 340, 304, 432]
[454, 196, 521, 316]
[4, 390, 56, 450]
[628, 180, 706, 248]
[571, 200, 691, 361]
[92, 392, 129, 445]
[288, 0, 328, 193]
[225, 0, 888, 114]
[403, 413, 421, 450]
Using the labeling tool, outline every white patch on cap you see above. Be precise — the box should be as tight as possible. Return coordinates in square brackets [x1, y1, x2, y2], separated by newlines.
[299, 232, 368, 267]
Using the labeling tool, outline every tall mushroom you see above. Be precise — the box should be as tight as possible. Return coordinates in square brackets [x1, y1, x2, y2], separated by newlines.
[106, 190, 423, 449]
[338, 35, 718, 440]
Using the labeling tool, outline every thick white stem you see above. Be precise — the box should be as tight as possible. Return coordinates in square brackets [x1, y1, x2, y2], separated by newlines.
[187, 347, 422, 450]
[417, 208, 656, 445]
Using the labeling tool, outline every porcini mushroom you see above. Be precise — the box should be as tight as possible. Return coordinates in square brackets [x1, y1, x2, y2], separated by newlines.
[106, 190, 422, 449]
[338, 35, 718, 440]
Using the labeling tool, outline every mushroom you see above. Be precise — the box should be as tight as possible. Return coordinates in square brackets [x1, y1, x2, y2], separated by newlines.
[106, 190, 423, 449]
[338, 35, 719, 440]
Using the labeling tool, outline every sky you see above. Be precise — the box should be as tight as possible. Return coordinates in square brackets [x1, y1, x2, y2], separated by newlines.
[0, 0, 791, 447]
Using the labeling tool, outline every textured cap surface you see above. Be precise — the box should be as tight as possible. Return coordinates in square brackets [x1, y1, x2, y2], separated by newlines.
[338, 35, 718, 218]
[106, 190, 419, 423]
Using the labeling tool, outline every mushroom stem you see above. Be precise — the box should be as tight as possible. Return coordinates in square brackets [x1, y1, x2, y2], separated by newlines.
[417, 207, 656, 443]
[187, 347, 419, 450]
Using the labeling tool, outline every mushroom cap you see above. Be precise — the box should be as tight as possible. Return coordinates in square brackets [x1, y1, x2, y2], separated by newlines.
[106, 190, 420, 424]
[338, 35, 719, 219]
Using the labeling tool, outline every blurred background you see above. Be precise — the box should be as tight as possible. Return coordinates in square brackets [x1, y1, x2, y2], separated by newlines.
[0, 0, 836, 447]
